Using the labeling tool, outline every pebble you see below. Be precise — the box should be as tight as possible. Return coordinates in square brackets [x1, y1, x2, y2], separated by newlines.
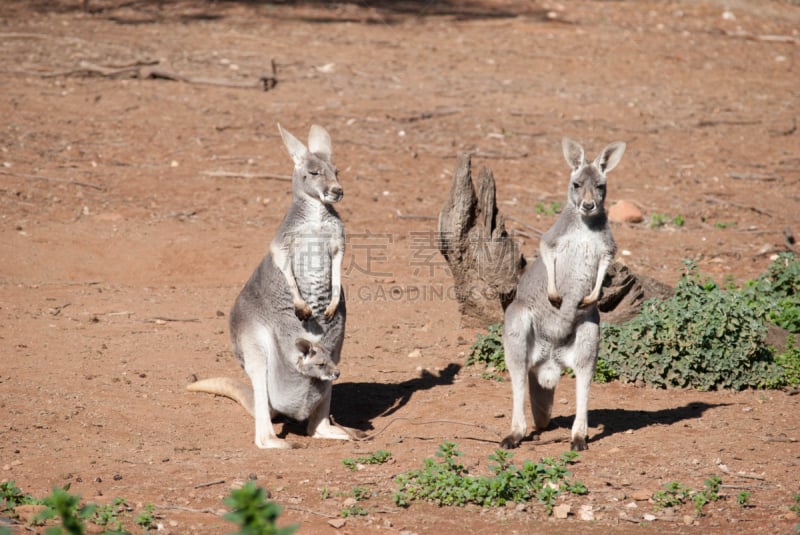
[407, 349, 422, 358]
[328, 518, 347, 529]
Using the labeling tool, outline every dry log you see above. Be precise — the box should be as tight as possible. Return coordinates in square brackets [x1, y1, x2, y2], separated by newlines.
[438, 154, 525, 327]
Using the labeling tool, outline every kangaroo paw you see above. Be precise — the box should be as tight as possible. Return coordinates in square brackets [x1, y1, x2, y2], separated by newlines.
[579, 295, 597, 308]
[323, 303, 337, 321]
[548, 292, 563, 309]
[570, 436, 588, 452]
[294, 301, 312, 321]
[500, 433, 523, 450]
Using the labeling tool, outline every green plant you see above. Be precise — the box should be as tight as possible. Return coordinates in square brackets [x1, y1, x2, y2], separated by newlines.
[714, 221, 737, 229]
[224, 481, 297, 535]
[649, 213, 667, 229]
[652, 476, 722, 517]
[653, 481, 691, 509]
[340, 504, 369, 517]
[342, 449, 392, 471]
[92, 497, 130, 532]
[35, 487, 96, 535]
[467, 323, 506, 372]
[791, 487, 800, 514]
[742, 252, 800, 334]
[535, 201, 562, 216]
[1, 480, 37, 510]
[393, 442, 586, 514]
[692, 476, 722, 516]
[134, 503, 157, 531]
[601, 260, 783, 390]
[737, 491, 752, 508]
[672, 214, 685, 227]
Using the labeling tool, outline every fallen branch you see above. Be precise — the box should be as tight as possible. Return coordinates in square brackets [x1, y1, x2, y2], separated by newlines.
[0, 169, 105, 191]
[201, 170, 291, 181]
[22, 59, 278, 91]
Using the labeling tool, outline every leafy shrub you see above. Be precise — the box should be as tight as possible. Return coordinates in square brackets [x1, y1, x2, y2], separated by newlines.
[224, 481, 297, 535]
[600, 260, 783, 390]
[467, 323, 506, 372]
[741, 252, 800, 333]
[393, 442, 586, 514]
[36, 487, 96, 535]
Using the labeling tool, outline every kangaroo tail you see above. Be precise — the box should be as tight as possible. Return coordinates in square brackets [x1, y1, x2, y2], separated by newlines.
[186, 377, 254, 417]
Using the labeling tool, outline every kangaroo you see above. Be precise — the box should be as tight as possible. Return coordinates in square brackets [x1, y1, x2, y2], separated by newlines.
[187, 338, 340, 416]
[501, 137, 626, 451]
[188, 124, 353, 449]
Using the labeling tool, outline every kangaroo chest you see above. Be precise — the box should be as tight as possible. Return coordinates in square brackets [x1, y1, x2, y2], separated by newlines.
[290, 213, 342, 310]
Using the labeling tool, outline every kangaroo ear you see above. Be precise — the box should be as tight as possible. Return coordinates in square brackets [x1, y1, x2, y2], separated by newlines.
[278, 123, 308, 168]
[594, 142, 626, 174]
[562, 137, 586, 170]
[307, 124, 332, 159]
[295, 338, 313, 357]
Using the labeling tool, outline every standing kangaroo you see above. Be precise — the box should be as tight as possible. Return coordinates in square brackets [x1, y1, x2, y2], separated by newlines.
[188, 124, 354, 449]
[501, 137, 626, 451]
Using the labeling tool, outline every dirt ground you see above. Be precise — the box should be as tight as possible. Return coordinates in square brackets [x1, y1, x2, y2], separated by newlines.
[1, 0, 799, 533]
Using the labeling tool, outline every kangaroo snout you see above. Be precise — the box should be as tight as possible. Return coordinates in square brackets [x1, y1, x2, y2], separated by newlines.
[327, 185, 344, 203]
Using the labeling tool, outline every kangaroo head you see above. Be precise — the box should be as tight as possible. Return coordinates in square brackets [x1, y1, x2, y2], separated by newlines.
[295, 338, 340, 382]
[278, 124, 343, 205]
[562, 137, 626, 217]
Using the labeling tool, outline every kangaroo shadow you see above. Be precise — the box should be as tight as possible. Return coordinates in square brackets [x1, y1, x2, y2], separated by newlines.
[545, 402, 732, 445]
[329, 362, 462, 432]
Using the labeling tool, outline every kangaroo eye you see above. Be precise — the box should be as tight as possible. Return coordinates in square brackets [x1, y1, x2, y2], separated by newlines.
[309, 170, 320, 176]
[572, 182, 580, 189]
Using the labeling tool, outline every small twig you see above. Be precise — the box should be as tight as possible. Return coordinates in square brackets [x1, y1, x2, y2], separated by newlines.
[0, 169, 105, 191]
[145, 316, 201, 323]
[386, 108, 463, 123]
[201, 170, 291, 181]
[763, 435, 797, 443]
[697, 119, 762, 128]
[395, 210, 436, 221]
[158, 504, 221, 516]
[722, 29, 799, 44]
[734, 472, 766, 481]
[729, 172, 780, 181]
[702, 195, 772, 217]
[284, 505, 337, 519]
[193, 479, 226, 489]
[359, 417, 502, 442]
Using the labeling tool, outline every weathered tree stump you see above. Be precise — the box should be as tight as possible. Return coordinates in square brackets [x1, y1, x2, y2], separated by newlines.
[438, 154, 526, 327]
[438, 154, 673, 327]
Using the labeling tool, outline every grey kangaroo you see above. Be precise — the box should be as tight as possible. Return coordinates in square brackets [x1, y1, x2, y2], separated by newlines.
[188, 124, 353, 449]
[501, 137, 626, 451]
[186, 338, 341, 417]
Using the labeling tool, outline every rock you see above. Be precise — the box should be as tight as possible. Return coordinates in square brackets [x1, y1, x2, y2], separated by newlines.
[407, 349, 422, 358]
[553, 503, 571, 519]
[631, 489, 652, 501]
[328, 518, 347, 529]
[608, 200, 644, 224]
[643, 513, 656, 522]
[579, 504, 595, 521]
